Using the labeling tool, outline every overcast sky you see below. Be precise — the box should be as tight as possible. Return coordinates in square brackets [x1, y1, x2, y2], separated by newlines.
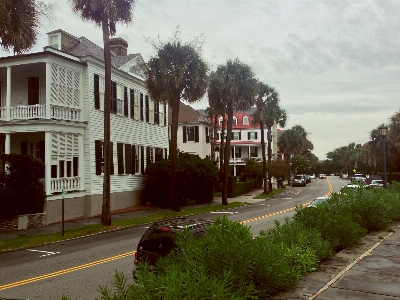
[2, 0, 399, 160]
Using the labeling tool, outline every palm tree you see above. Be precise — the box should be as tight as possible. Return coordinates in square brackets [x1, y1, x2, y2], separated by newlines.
[145, 35, 208, 212]
[252, 82, 287, 193]
[0, 0, 43, 54]
[209, 58, 257, 205]
[71, 0, 135, 226]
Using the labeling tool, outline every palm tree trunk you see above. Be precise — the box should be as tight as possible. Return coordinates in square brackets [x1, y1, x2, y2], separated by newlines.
[267, 125, 273, 192]
[170, 99, 181, 212]
[220, 118, 226, 171]
[222, 101, 233, 205]
[101, 14, 111, 226]
[210, 112, 217, 164]
[259, 111, 267, 194]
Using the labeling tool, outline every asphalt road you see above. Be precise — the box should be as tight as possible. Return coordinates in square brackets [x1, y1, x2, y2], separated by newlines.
[0, 176, 349, 300]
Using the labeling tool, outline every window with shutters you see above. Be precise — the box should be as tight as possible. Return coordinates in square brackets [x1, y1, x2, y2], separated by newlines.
[205, 127, 210, 143]
[183, 126, 199, 143]
[133, 144, 140, 175]
[95, 140, 114, 175]
[250, 147, 258, 158]
[248, 132, 257, 140]
[234, 148, 242, 158]
[232, 132, 241, 140]
[154, 102, 160, 124]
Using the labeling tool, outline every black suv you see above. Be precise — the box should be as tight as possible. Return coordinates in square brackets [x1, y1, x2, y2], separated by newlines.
[134, 217, 213, 268]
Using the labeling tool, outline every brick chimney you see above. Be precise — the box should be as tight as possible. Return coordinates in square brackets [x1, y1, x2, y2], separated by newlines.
[110, 38, 128, 56]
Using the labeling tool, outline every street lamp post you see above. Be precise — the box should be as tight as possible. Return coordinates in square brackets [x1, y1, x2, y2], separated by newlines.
[379, 124, 388, 188]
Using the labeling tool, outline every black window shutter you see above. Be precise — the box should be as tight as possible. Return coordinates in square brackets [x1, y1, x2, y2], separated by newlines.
[125, 144, 132, 174]
[255, 132, 258, 139]
[205, 127, 210, 143]
[231, 148, 234, 158]
[21, 141, 28, 155]
[195, 126, 199, 142]
[94, 74, 100, 109]
[124, 87, 128, 117]
[110, 142, 114, 175]
[183, 126, 187, 143]
[111, 81, 117, 114]
[140, 146, 144, 174]
[117, 143, 124, 174]
[145, 95, 149, 123]
[255, 147, 258, 157]
[73, 157, 78, 177]
[132, 145, 136, 174]
[95, 140, 102, 175]
[239, 148, 242, 157]
[164, 148, 168, 159]
[231, 132, 234, 140]
[239, 132, 241, 140]
[140, 93, 144, 121]
[164, 104, 167, 125]
[217, 133, 220, 141]
[154, 102, 159, 124]
[130, 89, 135, 119]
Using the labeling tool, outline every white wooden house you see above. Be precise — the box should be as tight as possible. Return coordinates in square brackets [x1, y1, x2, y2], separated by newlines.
[0, 29, 168, 224]
[168, 102, 211, 159]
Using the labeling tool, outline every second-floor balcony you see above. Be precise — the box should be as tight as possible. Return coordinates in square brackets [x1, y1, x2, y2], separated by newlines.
[0, 104, 81, 122]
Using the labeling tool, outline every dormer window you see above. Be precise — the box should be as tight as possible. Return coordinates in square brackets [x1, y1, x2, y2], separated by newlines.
[219, 116, 223, 126]
[243, 115, 249, 125]
[232, 116, 237, 125]
[48, 34, 61, 50]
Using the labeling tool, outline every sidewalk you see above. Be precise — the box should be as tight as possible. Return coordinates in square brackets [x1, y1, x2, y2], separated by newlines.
[0, 187, 267, 241]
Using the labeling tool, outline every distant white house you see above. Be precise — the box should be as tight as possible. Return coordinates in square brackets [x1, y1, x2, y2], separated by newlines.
[0, 29, 168, 224]
[168, 102, 211, 159]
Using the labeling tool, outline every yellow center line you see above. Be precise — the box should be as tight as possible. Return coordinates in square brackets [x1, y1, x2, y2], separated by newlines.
[1, 179, 332, 291]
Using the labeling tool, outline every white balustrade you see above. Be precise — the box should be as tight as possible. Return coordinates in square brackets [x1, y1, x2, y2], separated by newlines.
[50, 177, 80, 193]
[0, 107, 5, 120]
[51, 105, 80, 121]
[10, 104, 45, 119]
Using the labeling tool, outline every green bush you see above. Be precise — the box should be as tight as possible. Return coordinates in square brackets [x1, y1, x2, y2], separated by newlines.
[142, 153, 218, 207]
[0, 153, 45, 221]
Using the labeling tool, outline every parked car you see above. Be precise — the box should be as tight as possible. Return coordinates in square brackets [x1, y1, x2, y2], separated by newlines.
[342, 174, 349, 179]
[302, 174, 311, 183]
[292, 174, 306, 187]
[319, 174, 326, 179]
[133, 217, 213, 270]
[310, 174, 316, 179]
[351, 173, 364, 183]
[307, 196, 329, 208]
[369, 179, 385, 189]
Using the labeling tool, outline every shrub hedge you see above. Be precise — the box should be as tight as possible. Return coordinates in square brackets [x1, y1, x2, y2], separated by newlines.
[142, 152, 218, 207]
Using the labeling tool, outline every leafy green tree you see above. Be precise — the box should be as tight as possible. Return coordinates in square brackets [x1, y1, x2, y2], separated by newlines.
[291, 155, 311, 175]
[209, 59, 257, 205]
[387, 111, 400, 172]
[0, 0, 45, 54]
[0, 153, 45, 220]
[145, 32, 208, 211]
[71, 0, 135, 225]
[253, 82, 287, 193]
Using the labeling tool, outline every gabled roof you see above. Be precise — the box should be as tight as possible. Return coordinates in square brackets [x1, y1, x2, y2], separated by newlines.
[168, 102, 210, 125]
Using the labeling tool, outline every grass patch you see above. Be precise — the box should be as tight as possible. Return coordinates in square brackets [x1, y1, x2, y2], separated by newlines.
[213, 191, 222, 197]
[0, 202, 245, 252]
[253, 188, 286, 199]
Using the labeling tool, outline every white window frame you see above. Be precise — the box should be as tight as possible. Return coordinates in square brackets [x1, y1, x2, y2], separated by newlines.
[243, 115, 249, 125]
[233, 132, 240, 140]
[219, 116, 223, 126]
[232, 116, 237, 125]
[187, 126, 196, 142]
[249, 132, 256, 140]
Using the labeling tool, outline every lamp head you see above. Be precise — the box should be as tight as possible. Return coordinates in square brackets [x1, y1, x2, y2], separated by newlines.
[379, 124, 388, 137]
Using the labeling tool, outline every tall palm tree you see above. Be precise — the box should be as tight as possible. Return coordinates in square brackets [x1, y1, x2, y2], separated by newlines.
[209, 58, 257, 205]
[253, 82, 287, 193]
[145, 36, 208, 212]
[71, 0, 135, 226]
[0, 0, 43, 54]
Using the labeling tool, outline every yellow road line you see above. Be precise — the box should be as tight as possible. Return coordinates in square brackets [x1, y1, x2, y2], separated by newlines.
[1, 179, 332, 291]
[0, 251, 135, 290]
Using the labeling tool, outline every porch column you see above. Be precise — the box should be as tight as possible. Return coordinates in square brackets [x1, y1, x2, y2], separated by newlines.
[45, 63, 52, 119]
[6, 66, 11, 121]
[5, 133, 10, 154]
[45, 131, 52, 195]
[248, 146, 251, 159]
[78, 134, 84, 190]
[233, 145, 236, 163]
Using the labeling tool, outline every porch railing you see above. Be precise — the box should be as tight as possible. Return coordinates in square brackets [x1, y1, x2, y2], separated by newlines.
[0, 104, 81, 121]
[51, 177, 81, 193]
